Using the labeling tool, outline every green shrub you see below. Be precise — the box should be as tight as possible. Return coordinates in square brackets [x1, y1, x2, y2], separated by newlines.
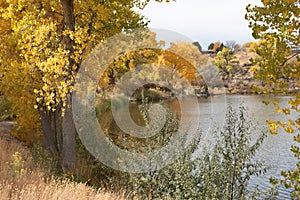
[195, 105, 269, 200]
[121, 105, 271, 199]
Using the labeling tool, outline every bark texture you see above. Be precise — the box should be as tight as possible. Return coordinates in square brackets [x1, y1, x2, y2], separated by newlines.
[60, 0, 77, 172]
[62, 95, 76, 172]
[39, 109, 57, 154]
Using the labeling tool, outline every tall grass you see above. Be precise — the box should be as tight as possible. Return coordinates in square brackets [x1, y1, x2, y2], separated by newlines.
[0, 138, 126, 200]
[0, 180, 125, 200]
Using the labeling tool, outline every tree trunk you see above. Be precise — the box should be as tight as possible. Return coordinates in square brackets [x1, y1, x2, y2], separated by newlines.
[54, 108, 63, 155]
[62, 95, 76, 172]
[60, 0, 77, 172]
[39, 109, 57, 154]
[60, 0, 75, 33]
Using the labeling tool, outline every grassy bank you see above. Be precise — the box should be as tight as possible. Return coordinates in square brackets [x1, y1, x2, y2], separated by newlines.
[0, 138, 125, 200]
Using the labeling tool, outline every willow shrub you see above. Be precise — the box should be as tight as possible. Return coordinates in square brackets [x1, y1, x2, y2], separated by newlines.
[120, 104, 271, 199]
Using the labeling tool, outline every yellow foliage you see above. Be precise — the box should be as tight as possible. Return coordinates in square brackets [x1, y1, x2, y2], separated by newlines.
[98, 40, 207, 95]
[249, 65, 260, 73]
[266, 120, 278, 135]
[275, 107, 281, 113]
[160, 41, 207, 82]
[0, 0, 150, 143]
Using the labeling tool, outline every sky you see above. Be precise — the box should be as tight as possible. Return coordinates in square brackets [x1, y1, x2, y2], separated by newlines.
[139, 0, 262, 49]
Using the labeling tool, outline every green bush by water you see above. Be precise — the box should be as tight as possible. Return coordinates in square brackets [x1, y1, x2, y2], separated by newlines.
[120, 105, 274, 199]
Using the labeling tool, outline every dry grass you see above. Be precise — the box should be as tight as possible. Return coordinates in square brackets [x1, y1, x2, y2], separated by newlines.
[0, 180, 125, 200]
[0, 138, 126, 200]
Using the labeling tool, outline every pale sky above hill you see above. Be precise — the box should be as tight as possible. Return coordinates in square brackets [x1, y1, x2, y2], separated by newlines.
[139, 0, 262, 49]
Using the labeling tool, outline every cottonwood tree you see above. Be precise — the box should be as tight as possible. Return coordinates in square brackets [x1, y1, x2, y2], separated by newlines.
[214, 47, 239, 80]
[160, 41, 207, 82]
[0, 0, 171, 172]
[99, 41, 209, 98]
[246, 0, 300, 197]
[157, 41, 209, 96]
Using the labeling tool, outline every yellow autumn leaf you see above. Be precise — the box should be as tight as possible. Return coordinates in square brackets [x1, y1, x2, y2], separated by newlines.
[275, 107, 281, 113]
[285, 126, 295, 134]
